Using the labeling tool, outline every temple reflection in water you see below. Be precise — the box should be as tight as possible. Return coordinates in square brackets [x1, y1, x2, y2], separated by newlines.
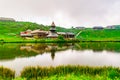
[20, 43, 74, 60]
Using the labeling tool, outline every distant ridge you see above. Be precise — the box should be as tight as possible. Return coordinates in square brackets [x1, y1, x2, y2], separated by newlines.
[0, 17, 15, 22]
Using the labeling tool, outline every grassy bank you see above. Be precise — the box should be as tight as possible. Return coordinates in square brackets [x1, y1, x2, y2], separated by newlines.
[0, 38, 79, 43]
[1, 65, 120, 80]
[20, 65, 120, 80]
[13, 74, 120, 80]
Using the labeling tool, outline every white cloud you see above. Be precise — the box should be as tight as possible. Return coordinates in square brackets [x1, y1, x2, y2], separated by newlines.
[0, 0, 120, 28]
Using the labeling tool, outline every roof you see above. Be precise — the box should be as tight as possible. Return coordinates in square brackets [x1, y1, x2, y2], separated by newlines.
[57, 32, 75, 35]
[50, 28, 56, 31]
[57, 32, 66, 35]
[26, 29, 32, 32]
[47, 32, 58, 38]
[31, 29, 48, 34]
[75, 27, 85, 29]
[20, 34, 32, 37]
[51, 21, 55, 27]
[93, 26, 104, 29]
[106, 25, 115, 29]
[66, 32, 75, 35]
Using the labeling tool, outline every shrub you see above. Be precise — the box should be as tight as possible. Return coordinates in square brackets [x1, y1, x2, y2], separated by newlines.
[58, 35, 65, 40]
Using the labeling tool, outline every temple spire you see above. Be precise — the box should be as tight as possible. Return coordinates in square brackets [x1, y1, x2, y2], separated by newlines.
[47, 21, 58, 38]
[51, 21, 55, 27]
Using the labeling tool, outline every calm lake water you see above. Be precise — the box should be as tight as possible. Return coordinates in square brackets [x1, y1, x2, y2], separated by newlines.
[0, 42, 120, 76]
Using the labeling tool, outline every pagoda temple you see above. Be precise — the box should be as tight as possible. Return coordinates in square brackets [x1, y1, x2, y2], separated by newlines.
[47, 22, 58, 38]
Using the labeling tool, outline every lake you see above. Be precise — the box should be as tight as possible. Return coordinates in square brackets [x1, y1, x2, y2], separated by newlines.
[0, 42, 120, 76]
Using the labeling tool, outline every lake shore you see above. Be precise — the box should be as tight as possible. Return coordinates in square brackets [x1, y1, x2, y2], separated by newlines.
[1, 37, 120, 43]
[1, 39, 120, 43]
[0, 39, 79, 43]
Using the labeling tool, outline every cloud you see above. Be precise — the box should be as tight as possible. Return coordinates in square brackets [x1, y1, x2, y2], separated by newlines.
[0, 0, 120, 28]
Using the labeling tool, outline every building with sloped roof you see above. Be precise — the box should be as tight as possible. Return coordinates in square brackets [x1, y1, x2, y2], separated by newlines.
[20, 22, 75, 39]
[57, 32, 75, 38]
[31, 29, 48, 38]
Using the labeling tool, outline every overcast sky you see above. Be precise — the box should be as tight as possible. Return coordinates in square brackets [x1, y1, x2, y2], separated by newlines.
[0, 0, 120, 28]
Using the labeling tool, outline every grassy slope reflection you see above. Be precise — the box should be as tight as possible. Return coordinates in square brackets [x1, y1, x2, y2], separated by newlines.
[75, 42, 120, 52]
[0, 43, 40, 60]
[1, 42, 120, 60]
[0, 43, 73, 60]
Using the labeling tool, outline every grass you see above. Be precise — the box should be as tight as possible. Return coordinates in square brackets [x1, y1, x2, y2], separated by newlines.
[13, 74, 120, 80]
[33, 74, 120, 80]
[1, 65, 120, 80]
[20, 65, 120, 80]
[0, 67, 15, 80]
[1, 38, 78, 43]
[76, 29, 120, 41]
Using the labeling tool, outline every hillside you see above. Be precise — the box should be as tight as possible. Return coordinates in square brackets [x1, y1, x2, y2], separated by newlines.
[0, 21, 76, 41]
[1, 21, 120, 42]
[0, 21, 48, 40]
[76, 29, 120, 41]
[0, 21, 50, 34]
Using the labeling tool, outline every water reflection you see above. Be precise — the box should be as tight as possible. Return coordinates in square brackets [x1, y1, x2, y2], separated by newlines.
[0, 42, 120, 60]
[20, 43, 74, 60]
[74, 42, 120, 53]
[0, 42, 120, 76]
[50, 46, 56, 60]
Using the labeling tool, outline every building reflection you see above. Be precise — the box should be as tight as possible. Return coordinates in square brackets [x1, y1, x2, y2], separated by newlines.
[20, 43, 74, 60]
[50, 46, 56, 60]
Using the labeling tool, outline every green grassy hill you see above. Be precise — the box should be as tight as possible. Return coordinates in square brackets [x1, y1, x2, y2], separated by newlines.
[0, 21, 50, 35]
[76, 29, 120, 41]
[1, 21, 120, 42]
[0, 21, 50, 41]
[0, 21, 76, 35]
[0, 21, 76, 41]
